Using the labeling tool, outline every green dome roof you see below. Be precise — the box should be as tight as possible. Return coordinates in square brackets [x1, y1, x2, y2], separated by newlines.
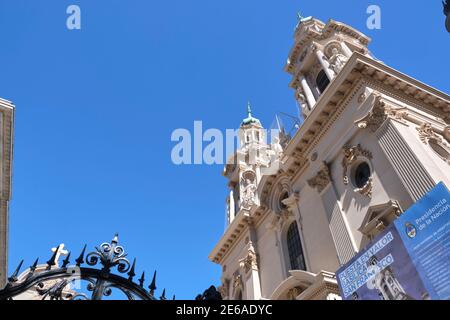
[241, 102, 261, 127]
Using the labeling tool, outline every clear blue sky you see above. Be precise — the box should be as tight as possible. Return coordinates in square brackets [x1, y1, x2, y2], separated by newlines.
[0, 1, 448, 299]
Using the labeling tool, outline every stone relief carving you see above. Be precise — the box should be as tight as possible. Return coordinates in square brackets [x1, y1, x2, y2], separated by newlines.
[356, 94, 388, 132]
[232, 272, 243, 290]
[218, 280, 229, 299]
[416, 123, 450, 164]
[281, 191, 300, 212]
[267, 210, 294, 233]
[356, 93, 408, 131]
[240, 171, 257, 209]
[327, 48, 348, 74]
[342, 144, 373, 185]
[239, 242, 259, 273]
[417, 123, 441, 144]
[307, 162, 331, 193]
[355, 176, 373, 198]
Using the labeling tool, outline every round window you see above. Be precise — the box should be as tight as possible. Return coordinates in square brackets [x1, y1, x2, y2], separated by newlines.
[353, 162, 371, 188]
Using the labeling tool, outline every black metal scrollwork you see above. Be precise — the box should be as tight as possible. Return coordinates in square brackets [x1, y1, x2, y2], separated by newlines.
[0, 234, 171, 301]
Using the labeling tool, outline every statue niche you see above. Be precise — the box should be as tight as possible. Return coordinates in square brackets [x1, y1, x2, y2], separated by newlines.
[240, 171, 257, 209]
[327, 47, 348, 74]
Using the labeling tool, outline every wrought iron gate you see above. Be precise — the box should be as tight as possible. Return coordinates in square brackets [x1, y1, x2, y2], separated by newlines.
[0, 234, 171, 300]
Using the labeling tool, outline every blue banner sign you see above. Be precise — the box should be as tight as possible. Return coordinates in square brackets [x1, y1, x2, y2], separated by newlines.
[337, 182, 450, 300]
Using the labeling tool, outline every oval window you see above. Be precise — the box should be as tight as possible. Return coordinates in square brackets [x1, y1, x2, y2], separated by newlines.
[429, 140, 450, 161]
[353, 162, 371, 188]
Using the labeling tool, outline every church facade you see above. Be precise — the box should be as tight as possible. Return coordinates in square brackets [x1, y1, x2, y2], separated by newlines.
[0, 97, 14, 289]
[209, 16, 450, 300]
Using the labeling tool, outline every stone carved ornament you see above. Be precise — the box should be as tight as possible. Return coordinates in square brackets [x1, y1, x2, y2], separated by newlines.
[218, 280, 229, 299]
[342, 144, 373, 185]
[327, 47, 348, 74]
[341, 144, 374, 198]
[240, 171, 257, 209]
[239, 242, 259, 273]
[417, 123, 443, 144]
[416, 123, 450, 165]
[356, 93, 408, 132]
[232, 273, 243, 290]
[356, 177, 373, 198]
[307, 162, 331, 193]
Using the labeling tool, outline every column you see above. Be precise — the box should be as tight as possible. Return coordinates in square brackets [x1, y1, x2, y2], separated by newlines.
[321, 182, 358, 264]
[375, 121, 435, 201]
[315, 48, 335, 80]
[307, 163, 357, 265]
[228, 189, 235, 223]
[359, 94, 436, 201]
[300, 75, 316, 109]
[245, 226, 262, 300]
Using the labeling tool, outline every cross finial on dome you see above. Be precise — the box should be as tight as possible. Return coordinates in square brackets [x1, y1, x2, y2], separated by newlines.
[295, 11, 313, 29]
[241, 101, 261, 127]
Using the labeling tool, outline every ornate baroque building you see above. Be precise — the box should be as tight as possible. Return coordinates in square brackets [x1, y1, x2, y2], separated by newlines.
[0, 97, 14, 289]
[209, 16, 450, 300]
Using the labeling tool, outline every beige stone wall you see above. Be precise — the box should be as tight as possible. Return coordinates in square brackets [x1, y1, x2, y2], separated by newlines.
[210, 17, 450, 300]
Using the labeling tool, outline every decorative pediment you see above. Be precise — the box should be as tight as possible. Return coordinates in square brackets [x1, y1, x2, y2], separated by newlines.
[359, 200, 403, 240]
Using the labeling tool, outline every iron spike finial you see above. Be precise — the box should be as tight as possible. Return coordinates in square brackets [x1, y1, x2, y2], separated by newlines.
[149, 270, 157, 295]
[29, 258, 39, 273]
[128, 258, 136, 281]
[61, 252, 71, 268]
[160, 288, 166, 300]
[112, 233, 119, 244]
[46, 245, 60, 269]
[138, 271, 145, 287]
[75, 245, 87, 267]
[8, 260, 24, 283]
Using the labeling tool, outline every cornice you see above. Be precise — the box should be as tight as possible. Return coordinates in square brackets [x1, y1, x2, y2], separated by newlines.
[210, 52, 450, 266]
[282, 53, 450, 183]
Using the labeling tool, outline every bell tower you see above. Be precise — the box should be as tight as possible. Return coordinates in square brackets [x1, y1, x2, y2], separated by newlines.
[285, 14, 373, 118]
[223, 103, 278, 226]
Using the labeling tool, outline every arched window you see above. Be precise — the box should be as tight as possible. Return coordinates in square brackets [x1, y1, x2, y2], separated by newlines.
[286, 221, 306, 271]
[316, 70, 330, 94]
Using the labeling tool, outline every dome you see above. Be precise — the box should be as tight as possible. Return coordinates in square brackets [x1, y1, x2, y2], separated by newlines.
[241, 102, 262, 127]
